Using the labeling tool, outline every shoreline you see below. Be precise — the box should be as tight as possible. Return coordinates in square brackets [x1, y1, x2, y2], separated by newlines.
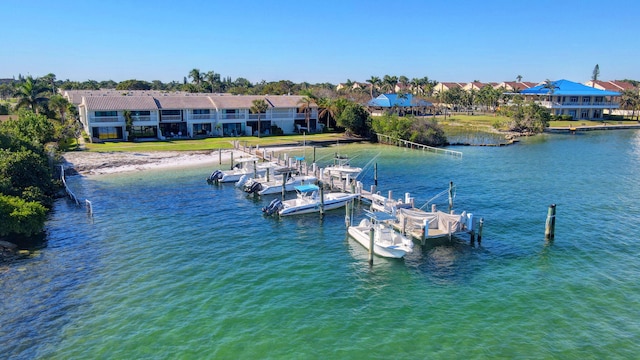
[61, 147, 301, 176]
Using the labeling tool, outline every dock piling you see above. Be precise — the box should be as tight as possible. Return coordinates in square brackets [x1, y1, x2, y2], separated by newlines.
[545, 205, 556, 241]
[369, 225, 375, 266]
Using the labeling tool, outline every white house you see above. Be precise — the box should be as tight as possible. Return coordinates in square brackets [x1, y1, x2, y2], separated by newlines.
[520, 79, 620, 120]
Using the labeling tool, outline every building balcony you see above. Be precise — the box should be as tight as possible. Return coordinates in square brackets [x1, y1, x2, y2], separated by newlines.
[191, 114, 216, 120]
[538, 101, 619, 109]
[160, 115, 183, 122]
[248, 113, 270, 120]
[220, 113, 245, 120]
[91, 116, 121, 123]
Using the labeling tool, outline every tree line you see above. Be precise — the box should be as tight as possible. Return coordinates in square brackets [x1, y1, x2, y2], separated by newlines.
[1, 77, 79, 244]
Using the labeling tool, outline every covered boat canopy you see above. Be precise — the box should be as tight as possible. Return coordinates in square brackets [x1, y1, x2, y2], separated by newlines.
[294, 184, 319, 193]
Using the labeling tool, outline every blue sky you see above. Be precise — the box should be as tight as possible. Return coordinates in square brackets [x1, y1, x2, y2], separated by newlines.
[2, 0, 638, 85]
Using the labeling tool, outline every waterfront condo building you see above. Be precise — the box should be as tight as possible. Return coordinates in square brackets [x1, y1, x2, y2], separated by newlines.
[64, 90, 318, 142]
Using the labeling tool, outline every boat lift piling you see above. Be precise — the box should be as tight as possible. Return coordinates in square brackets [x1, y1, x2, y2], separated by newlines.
[319, 182, 325, 219]
[545, 204, 556, 241]
[448, 181, 454, 212]
[368, 225, 375, 266]
[374, 163, 378, 187]
[230, 152, 234, 170]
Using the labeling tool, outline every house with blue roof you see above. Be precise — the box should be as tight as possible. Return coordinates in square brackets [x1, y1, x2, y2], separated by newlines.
[366, 93, 433, 116]
[519, 79, 620, 120]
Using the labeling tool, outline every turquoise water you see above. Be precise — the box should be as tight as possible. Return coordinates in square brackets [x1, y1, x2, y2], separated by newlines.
[2, 130, 640, 359]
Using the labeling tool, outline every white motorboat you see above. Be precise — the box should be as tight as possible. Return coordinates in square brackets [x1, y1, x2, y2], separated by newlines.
[324, 154, 362, 179]
[369, 192, 413, 213]
[207, 157, 276, 183]
[244, 167, 317, 196]
[262, 184, 359, 216]
[347, 211, 414, 258]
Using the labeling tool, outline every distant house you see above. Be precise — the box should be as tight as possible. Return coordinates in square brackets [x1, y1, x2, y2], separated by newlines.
[520, 79, 620, 120]
[433, 82, 463, 94]
[70, 90, 318, 142]
[584, 80, 638, 93]
[494, 81, 537, 91]
[366, 93, 432, 116]
[462, 81, 486, 91]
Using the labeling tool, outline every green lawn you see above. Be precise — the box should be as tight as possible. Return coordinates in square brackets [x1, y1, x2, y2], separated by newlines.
[84, 133, 353, 152]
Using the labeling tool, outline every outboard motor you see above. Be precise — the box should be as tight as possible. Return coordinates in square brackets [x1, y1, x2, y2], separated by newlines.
[246, 181, 263, 194]
[207, 170, 223, 183]
[236, 175, 248, 188]
[262, 198, 283, 215]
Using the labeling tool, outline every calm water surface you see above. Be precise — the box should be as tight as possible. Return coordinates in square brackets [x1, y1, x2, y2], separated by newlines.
[2, 130, 640, 359]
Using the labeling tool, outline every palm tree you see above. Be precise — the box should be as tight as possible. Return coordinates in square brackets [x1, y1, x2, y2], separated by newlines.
[297, 92, 317, 133]
[516, 75, 523, 83]
[205, 71, 221, 93]
[382, 75, 398, 93]
[620, 89, 639, 120]
[366, 76, 380, 99]
[41, 73, 57, 94]
[48, 94, 71, 122]
[14, 76, 48, 113]
[189, 68, 203, 87]
[250, 98, 269, 137]
[542, 79, 559, 102]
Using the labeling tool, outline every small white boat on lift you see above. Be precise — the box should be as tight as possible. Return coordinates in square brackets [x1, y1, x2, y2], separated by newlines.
[262, 184, 359, 216]
[207, 157, 276, 183]
[244, 167, 317, 195]
[348, 211, 414, 258]
[324, 154, 362, 179]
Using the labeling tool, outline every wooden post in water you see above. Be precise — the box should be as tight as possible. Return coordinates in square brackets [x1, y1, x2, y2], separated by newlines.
[219, 148, 222, 165]
[477, 218, 484, 245]
[545, 205, 556, 241]
[230, 152, 234, 170]
[345, 200, 351, 228]
[281, 173, 287, 200]
[253, 160, 257, 178]
[266, 167, 270, 182]
[319, 182, 325, 220]
[448, 181, 454, 212]
[374, 163, 378, 187]
[368, 225, 375, 266]
[313, 146, 316, 163]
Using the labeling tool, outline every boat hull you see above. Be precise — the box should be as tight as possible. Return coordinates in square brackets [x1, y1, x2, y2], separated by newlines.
[347, 226, 409, 258]
[279, 193, 359, 216]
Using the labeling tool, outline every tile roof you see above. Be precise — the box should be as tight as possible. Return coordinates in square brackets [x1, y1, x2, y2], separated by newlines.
[83, 96, 159, 110]
[155, 96, 216, 109]
[266, 95, 314, 108]
[211, 95, 272, 109]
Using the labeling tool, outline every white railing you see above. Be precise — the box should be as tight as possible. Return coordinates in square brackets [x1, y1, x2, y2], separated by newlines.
[220, 113, 245, 120]
[132, 116, 152, 122]
[92, 116, 120, 123]
[191, 114, 216, 120]
[160, 115, 182, 121]
[248, 113, 269, 120]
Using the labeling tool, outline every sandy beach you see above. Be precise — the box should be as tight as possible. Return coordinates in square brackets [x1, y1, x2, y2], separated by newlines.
[61, 148, 298, 176]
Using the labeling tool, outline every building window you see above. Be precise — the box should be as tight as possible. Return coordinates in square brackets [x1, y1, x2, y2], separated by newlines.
[193, 109, 210, 115]
[95, 111, 117, 117]
[570, 97, 578, 103]
[131, 126, 157, 138]
[582, 97, 590, 103]
[193, 123, 212, 135]
[595, 96, 603, 102]
[581, 110, 589, 118]
[161, 110, 181, 116]
[131, 111, 151, 116]
[92, 126, 122, 140]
